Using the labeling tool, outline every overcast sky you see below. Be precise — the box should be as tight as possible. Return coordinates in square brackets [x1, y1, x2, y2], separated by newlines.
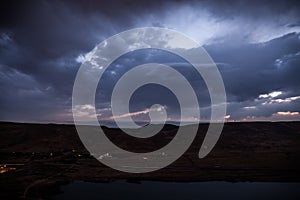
[1, 0, 300, 124]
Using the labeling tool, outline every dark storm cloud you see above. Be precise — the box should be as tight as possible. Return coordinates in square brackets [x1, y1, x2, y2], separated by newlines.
[93, 32, 300, 121]
[206, 32, 300, 119]
[0, 64, 69, 121]
[0, 0, 300, 122]
[200, 0, 300, 18]
[207, 32, 300, 102]
[0, 0, 174, 122]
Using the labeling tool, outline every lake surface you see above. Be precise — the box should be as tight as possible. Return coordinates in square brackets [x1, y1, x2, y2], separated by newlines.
[54, 181, 300, 200]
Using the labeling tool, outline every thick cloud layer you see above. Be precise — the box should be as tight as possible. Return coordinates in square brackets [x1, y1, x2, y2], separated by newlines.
[0, 0, 300, 123]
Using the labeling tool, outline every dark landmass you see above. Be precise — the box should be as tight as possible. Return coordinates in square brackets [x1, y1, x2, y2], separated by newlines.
[0, 121, 300, 199]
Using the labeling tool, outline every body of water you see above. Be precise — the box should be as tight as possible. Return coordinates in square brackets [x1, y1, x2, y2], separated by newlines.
[54, 181, 300, 200]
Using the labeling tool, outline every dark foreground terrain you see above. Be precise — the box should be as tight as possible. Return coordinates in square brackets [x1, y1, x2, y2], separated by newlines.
[0, 121, 300, 199]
